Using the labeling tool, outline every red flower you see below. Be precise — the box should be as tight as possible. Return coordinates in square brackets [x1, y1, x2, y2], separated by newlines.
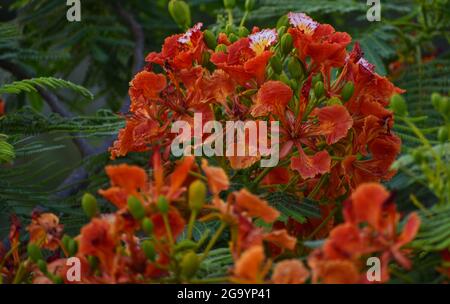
[211, 29, 277, 85]
[251, 81, 293, 117]
[309, 105, 353, 145]
[146, 23, 205, 70]
[291, 149, 331, 180]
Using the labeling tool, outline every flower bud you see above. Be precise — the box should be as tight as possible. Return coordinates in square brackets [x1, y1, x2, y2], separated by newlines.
[327, 97, 342, 105]
[27, 243, 43, 262]
[431, 93, 442, 111]
[62, 235, 71, 251]
[270, 55, 283, 74]
[229, 33, 239, 43]
[390, 94, 408, 116]
[280, 33, 293, 55]
[128, 196, 146, 220]
[188, 180, 207, 212]
[157, 195, 169, 214]
[68, 239, 78, 256]
[168, 0, 191, 29]
[142, 240, 156, 261]
[288, 57, 304, 79]
[81, 193, 97, 219]
[238, 26, 249, 37]
[203, 30, 217, 50]
[277, 26, 286, 37]
[37, 260, 48, 274]
[280, 73, 290, 86]
[277, 15, 289, 29]
[142, 218, 154, 235]
[175, 239, 198, 252]
[314, 81, 325, 98]
[215, 44, 227, 53]
[245, 0, 256, 11]
[341, 82, 355, 102]
[223, 0, 236, 9]
[180, 250, 200, 279]
[437, 126, 449, 143]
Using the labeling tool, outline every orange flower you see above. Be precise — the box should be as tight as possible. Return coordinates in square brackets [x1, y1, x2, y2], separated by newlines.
[264, 229, 297, 251]
[27, 212, 63, 251]
[271, 259, 309, 284]
[251, 81, 293, 117]
[128, 71, 167, 111]
[233, 245, 269, 283]
[151, 209, 186, 240]
[211, 29, 277, 85]
[291, 149, 331, 180]
[310, 105, 353, 145]
[288, 13, 351, 71]
[79, 218, 117, 270]
[234, 189, 280, 223]
[99, 164, 148, 209]
[166, 155, 195, 200]
[146, 23, 205, 71]
[201, 159, 229, 196]
[308, 253, 360, 284]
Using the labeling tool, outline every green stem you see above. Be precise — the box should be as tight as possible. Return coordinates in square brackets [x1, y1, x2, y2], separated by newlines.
[163, 213, 175, 247]
[227, 9, 234, 25]
[239, 11, 249, 27]
[187, 210, 197, 241]
[201, 222, 227, 262]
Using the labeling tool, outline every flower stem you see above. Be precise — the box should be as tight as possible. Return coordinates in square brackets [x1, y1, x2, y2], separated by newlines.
[201, 222, 227, 262]
[187, 210, 197, 240]
[163, 213, 175, 246]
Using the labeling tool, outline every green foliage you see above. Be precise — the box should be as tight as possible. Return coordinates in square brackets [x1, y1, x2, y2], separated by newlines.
[266, 192, 321, 224]
[0, 77, 94, 100]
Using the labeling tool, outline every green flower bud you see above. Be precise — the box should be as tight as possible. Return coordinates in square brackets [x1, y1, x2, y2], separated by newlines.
[437, 126, 449, 143]
[438, 97, 449, 116]
[314, 81, 325, 98]
[229, 33, 239, 43]
[81, 193, 97, 219]
[390, 94, 408, 116]
[277, 15, 289, 29]
[287, 57, 304, 79]
[225, 24, 234, 35]
[68, 239, 78, 256]
[168, 0, 191, 29]
[27, 243, 43, 262]
[312, 73, 322, 85]
[87, 256, 99, 269]
[180, 250, 199, 279]
[175, 239, 198, 252]
[37, 259, 48, 274]
[277, 26, 286, 37]
[290, 79, 299, 91]
[203, 30, 217, 50]
[238, 26, 249, 37]
[245, 0, 256, 11]
[62, 235, 71, 251]
[142, 240, 156, 261]
[201, 51, 211, 66]
[215, 44, 228, 53]
[157, 195, 169, 214]
[431, 93, 442, 111]
[270, 55, 283, 74]
[280, 73, 290, 86]
[327, 97, 343, 106]
[52, 276, 64, 284]
[128, 196, 146, 220]
[280, 33, 293, 55]
[188, 180, 207, 212]
[142, 218, 154, 235]
[223, 0, 236, 9]
[341, 82, 355, 102]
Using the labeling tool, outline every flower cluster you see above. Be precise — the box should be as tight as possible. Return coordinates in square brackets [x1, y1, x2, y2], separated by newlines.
[110, 12, 403, 204]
